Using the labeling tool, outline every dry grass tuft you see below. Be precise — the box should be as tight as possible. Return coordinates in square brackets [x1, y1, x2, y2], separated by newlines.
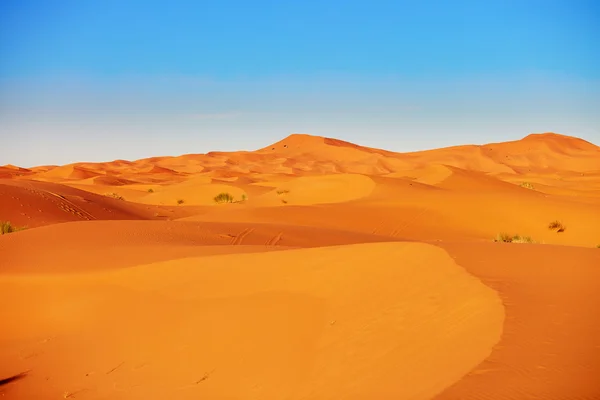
[1, 221, 27, 235]
[494, 233, 535, 244]
[105, 192, 124, 200]
[520, 182, 535, 189]
[548, 220, 566, 233]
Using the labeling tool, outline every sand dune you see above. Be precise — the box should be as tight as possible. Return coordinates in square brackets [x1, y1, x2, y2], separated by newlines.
[0, 220, 395, 274]
[14, 132, 600, 187]
[434, 242, 600, 399]
[92, 176, 139, 186]
[0, 243, 504, 400]
[34, 165, 104, 181]
[185, 177, 600, 247]
[385, 164, 455, 185]
[0, 165, 31, 179]
[138, 180, 248, 206]
[1, 132, 600, 399]
[402, 132, 600, 174]
[248, 173, 376, 206]
[0, 179, 157, 228]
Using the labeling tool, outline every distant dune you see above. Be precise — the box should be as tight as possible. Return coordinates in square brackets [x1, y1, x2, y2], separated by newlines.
[6, 132, 600, 183]
[1, 132, 600, 399]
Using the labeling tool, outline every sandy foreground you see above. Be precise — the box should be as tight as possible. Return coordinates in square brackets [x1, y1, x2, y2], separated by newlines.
[1, 132, 600, 399]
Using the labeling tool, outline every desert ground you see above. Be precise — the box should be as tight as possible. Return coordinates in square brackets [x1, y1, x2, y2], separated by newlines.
[1, 132, 600, 399]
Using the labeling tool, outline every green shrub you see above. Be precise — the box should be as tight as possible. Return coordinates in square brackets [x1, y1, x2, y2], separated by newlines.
[214, 192, 234, 204]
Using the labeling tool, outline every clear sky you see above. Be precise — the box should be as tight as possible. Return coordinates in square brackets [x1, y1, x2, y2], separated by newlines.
[1, 0, 599, 167]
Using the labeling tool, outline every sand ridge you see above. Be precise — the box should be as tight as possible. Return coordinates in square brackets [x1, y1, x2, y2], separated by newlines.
[0, 220, 397, 274]
[434, 242, 600, 399]
[7, 132, 600, 188]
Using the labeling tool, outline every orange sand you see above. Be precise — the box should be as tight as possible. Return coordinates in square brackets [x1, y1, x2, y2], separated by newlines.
[1, 132, 600, 399]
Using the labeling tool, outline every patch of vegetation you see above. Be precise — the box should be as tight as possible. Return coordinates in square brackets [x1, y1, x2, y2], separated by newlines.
[276, 189, 290, 195]
[147, 188, 154, 193]
[494, 233, 512, 243]
[548, 220, 566, 233]
[105, 192, 124, 200]
[177, 199, 185, 205]
[511, 235, 535, 244]
[281, 199, 288, 204]
[1, 221, 27, 235]
[240, 194, 247, 202]
[520, 182, 535, 189]
[494, 233, 535, 244]
[214, 192, 234, 204]
[596, 244, 600, 248]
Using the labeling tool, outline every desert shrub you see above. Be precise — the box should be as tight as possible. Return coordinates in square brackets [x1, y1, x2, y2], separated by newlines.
[548, 220, 566, 232]
[147, 188, 154, 193]
[276, 189, 290, 195]
[214, 192, 234, 203]
[520, 182, 534, 189]
[494, 233, 534, 244]
[494, 233, 512, 243]
[596, 244, 600, 248]
[281, 199, 288, 204]
[511, 235, 534, 244]
[105, 192, 124, 200]
[177, 199, 185, 205]
[241, 194, 247, 201]
[0, 221, 27, 235]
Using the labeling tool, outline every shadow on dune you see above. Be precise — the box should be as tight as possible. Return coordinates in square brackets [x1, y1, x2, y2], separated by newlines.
[0, 372, 28, 387]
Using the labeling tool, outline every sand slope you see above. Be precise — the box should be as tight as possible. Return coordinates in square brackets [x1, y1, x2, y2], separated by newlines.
[0, 166, 31, 179]
[250, 174, 377, 206]
[0, 243, 503, 400]
[0, 220, 394, 274]
[183, 182, 600, 247]
[434, 242, 600, 399]
[0, 179, 156, 228]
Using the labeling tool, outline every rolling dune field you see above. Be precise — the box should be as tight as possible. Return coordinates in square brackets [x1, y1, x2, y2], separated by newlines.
[1, 132, 600, 399]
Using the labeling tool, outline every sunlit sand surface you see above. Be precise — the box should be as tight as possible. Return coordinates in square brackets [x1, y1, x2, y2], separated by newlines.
[1, 132, 600, 399]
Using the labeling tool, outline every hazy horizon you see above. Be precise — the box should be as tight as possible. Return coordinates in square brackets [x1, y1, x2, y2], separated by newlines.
[1, 0, 599, 167]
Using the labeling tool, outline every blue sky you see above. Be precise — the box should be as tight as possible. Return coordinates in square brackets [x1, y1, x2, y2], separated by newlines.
[1, 0, 599, 167]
